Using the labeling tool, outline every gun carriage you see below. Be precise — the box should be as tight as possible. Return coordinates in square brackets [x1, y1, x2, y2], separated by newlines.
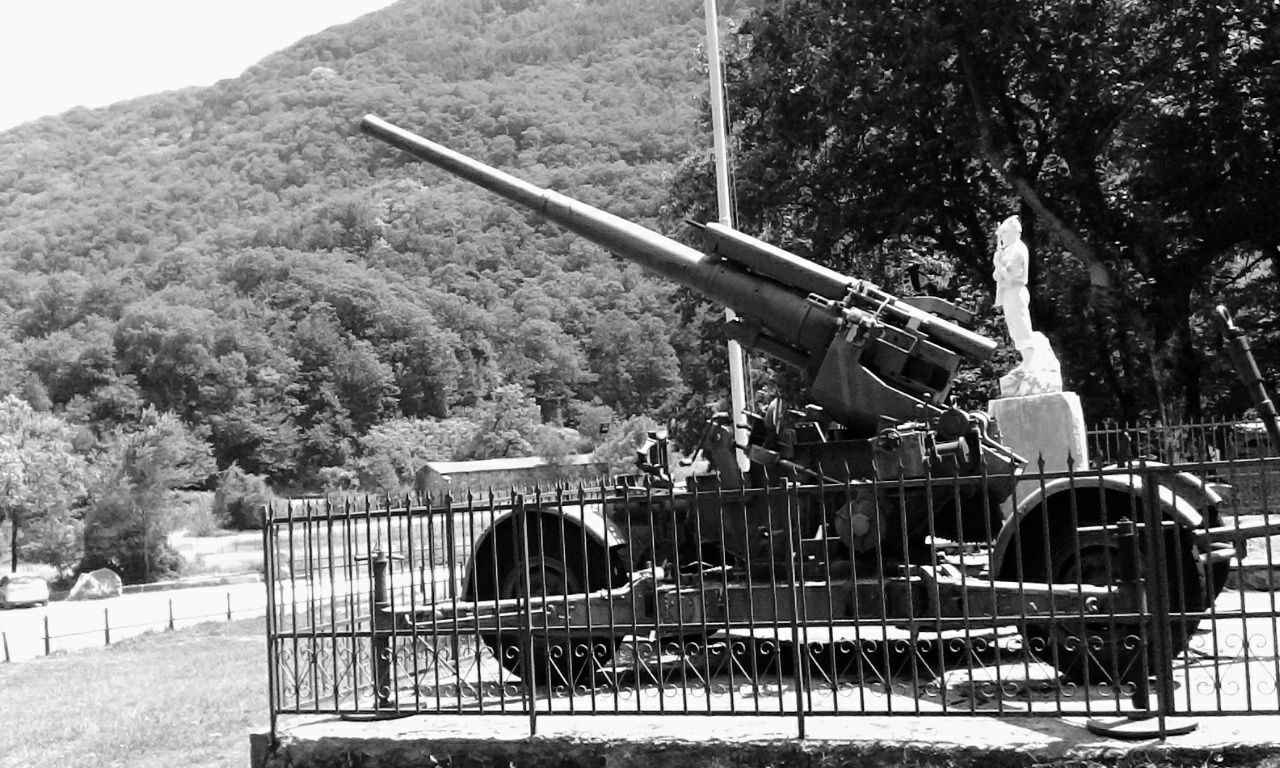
[359, 115, 1251, 691]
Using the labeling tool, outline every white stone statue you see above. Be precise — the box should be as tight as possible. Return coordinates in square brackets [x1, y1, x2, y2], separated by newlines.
[991, 216, 1063, 398]
[993, 216, 1032, 347]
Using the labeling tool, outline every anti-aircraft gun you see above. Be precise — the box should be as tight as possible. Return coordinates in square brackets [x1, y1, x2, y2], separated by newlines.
[361, 115, 1017, 560]
[360, 115, 1234, 688]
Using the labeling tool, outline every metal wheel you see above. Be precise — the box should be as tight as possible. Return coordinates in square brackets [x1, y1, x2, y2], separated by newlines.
[483, 539, 616, 690]
[1025, 525, 1216, 686]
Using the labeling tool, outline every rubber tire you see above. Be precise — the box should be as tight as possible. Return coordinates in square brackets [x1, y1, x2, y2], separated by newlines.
[1025, 524, 1217, 686]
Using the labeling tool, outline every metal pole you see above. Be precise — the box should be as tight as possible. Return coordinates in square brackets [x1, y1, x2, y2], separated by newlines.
[783, 480, 807, 738]
[104, 607, 111, 646]
[2, 630, 9, 663]
[1142, 472, 1176, 737]
[168, 598, 174, 631]
[43, 615, 50, 656]
[226, 591, 233, 621]
[514, 496, 538, 737]
[262, 502, 279, 744]
[1116, 517, 1153, 714]
[705, 0, 750, 472]
[1216, 306, 1280, 451]
[371, 550, 393, 710]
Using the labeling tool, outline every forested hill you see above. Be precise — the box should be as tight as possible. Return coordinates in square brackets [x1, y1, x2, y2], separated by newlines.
[0, 0, 731, 489]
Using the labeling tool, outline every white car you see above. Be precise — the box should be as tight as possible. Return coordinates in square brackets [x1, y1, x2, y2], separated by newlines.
[0, 574, 50, 608]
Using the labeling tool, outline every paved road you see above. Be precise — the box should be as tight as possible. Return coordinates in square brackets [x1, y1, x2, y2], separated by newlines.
[0, 581, 267, 662]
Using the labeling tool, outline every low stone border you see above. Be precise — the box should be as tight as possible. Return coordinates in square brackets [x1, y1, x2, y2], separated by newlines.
[122, 572, 262, 594]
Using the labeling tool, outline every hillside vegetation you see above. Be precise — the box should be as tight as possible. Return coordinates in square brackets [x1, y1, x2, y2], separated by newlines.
[0, 0, 751, 580]
[0, 0, 718, 493]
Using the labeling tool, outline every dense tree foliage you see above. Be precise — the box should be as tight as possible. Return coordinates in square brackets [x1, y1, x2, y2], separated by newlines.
[81, 410, 217, 582]
[0, 0, 723, 502]
[0, 397, 88, 574]
[674, 0, 1280, 422]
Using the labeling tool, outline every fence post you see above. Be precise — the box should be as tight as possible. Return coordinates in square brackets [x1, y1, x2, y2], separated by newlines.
[783, 478, 807, 739]
[43, 615, 50, 656]
[1090, 472, 1199, 739]
[227, 591, 233, 621]
[1139, 466, 1199, 737]
[104, 607, 111, 646]
[371, 550, 393, 710]
[168, 598, 174, 631]
[514, 494, 538, 737]
[2, 630, 9, 663]
[262, 503, 279, 744]
[1140, 468, 1172, 735]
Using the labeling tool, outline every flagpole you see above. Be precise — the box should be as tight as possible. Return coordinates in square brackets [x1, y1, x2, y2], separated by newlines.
[704, 0, 750, 472]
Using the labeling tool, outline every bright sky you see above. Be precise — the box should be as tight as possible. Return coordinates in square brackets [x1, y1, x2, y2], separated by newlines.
[0, 0, 397, 131]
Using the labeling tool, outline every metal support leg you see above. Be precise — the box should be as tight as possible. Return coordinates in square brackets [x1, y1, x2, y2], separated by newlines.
[1086, 514, 1197, 739]
[372, 550, 394, 711]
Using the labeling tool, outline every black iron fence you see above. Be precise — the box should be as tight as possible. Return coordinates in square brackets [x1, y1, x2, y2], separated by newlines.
[1089, 419, 1278, 515]
[263, 435, 1280, 738]
[1088, 419, 1276, 466]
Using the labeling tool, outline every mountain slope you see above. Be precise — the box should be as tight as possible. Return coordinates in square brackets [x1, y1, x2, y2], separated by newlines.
[0, 0, 720, 485]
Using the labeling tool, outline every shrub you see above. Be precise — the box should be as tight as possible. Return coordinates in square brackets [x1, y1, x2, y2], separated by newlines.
[170, 491, 219, 536]
[78, 545, 185, 584]
[80, 409, 215, 583]
[214, 465, 274, 530]
[79, 489, 186, 583]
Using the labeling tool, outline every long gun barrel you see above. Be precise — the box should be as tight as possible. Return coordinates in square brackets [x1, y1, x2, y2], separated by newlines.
[361, 115, 996, 434]
[1216, 305, 1280, 453]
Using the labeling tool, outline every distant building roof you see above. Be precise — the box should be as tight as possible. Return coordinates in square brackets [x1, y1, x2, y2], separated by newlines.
[424, 453, 598, 476]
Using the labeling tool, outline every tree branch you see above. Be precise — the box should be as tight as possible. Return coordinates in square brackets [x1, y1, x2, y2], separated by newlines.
[1215, 251, 1271, 289]
[1090, 10, 1206, 155]
[956, 46, 1112, 291]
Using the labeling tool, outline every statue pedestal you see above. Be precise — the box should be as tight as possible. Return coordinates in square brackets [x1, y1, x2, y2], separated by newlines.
[989, 391, 1089, 508]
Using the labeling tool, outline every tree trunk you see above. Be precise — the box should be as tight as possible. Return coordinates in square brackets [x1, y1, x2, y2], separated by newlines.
[8, 511, 17, 573]
[1178, 309, 1204, 422]
[1149, 348, 1170, 423]
[142, 502, 152, 583]
[1149, 280, 1201, 423]
[1089, 303, 1142, 424]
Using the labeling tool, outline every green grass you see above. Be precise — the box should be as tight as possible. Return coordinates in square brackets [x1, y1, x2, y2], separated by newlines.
[0, 617, 268, 768]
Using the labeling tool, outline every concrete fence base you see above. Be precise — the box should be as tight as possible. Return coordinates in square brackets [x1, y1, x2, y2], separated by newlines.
[251, 714, 1280, 768]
